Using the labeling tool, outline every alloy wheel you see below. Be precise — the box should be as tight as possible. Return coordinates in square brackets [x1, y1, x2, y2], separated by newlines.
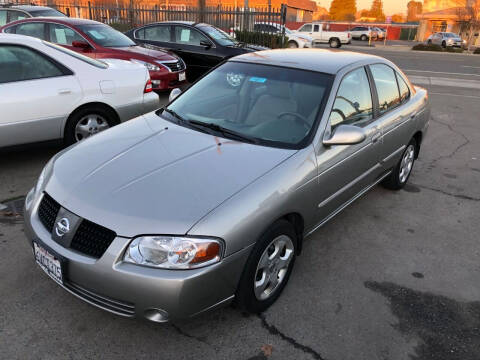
[399, 144, 415, 183]
[74, 114, 110, 142]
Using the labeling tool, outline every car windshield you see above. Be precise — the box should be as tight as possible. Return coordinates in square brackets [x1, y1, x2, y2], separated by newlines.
[164, 61, 332, 148]
[30, 9, 66, 17]
[77, 24, 135, 47]
[445, 33, 457, 37]
[198, 25, 238, 46]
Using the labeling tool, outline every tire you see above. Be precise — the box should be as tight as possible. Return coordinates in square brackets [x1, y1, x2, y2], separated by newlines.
[329, 38, 340, 48]
[427, 39, 432, 45]
[287, 41, 298, 48]
[236, 219, 297, 313]
[382, 138, 417, 190]
[360, 34, 367, 41]
[442, 40, 446, 48]
[64, 105, 119, 145]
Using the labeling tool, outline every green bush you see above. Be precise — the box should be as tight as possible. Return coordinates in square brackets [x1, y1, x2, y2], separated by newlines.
[445, 46, 464, 53]
[474, 47, 480, 54]
[412, 43, 443, 51]
[234, 30, 286, 49]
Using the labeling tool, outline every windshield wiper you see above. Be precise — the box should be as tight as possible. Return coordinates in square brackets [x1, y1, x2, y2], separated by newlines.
[161, 107, 188, 124]
[187, 120, 259, 144]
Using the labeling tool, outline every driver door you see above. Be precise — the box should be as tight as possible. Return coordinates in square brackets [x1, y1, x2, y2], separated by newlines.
[314, 66, 384, 223]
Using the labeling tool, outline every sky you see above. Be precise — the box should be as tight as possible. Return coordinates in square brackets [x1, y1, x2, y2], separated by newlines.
[317, 0, 410, 15]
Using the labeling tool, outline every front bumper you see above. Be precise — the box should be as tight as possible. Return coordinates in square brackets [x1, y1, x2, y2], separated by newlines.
[24, 191, 251, 321]
[150, 70, 188, 92]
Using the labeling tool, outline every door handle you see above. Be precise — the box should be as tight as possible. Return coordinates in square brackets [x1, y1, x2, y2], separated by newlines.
[58, 89, 71, 95]
[410, 112, 417, 119]
[371, 132, 382, 143]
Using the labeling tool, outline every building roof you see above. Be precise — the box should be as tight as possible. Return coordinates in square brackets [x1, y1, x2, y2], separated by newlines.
[231, 48, 383, 74]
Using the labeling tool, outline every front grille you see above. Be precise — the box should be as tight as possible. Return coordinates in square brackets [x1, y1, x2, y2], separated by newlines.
[64, 281, 135, 317]
[163, 61, 185, 72]
[38, 193, 60, 232]
[70, 219, 116, 258]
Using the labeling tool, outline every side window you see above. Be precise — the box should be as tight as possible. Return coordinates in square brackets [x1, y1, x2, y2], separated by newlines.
[313, 24, 320, 32]
[144, 25, 171, 42]
[48, 23, 84, 46]
[8, 10, 28, 22]
[174, 26, 208, 45]
[267, 25, 279, 33]
[329, 67, 373, 129]
[299, 24, 312, 32]
[15, 22, 46, 40]
[370, 64, 401, 114]
[396, 72, 410, 103]
[0, 10, 7, 26]
[0, 45, 64, 84]
[135, 28, 145, 39]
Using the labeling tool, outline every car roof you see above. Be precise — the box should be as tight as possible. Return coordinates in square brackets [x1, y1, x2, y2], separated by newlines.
[5, 16, 101, 26]
[231, 49, 383, 75]
[11, 5, 54, 11]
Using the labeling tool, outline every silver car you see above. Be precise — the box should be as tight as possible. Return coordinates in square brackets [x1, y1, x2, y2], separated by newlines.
[427, 32, 465, 48]
[24, 49, 429, 322]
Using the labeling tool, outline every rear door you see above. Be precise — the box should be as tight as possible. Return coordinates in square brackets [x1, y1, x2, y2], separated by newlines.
[47, 22, 94, 57]
[0, 44, 82, 147]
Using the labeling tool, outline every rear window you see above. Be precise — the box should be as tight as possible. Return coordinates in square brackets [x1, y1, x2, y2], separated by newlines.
[29, 9, 66, 17]
[43, 41, 108, 69]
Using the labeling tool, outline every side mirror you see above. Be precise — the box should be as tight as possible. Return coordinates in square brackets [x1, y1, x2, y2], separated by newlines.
[169, 88, 182, 102]
[72, 40, 91, 49]
[323, 124, 366, 146]
[200, 40, 212, 49]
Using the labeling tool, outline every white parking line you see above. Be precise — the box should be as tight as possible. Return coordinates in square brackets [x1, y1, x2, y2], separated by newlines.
[429, 92, 480, 99]
[462, 66, 480, 69]
[409, 75, 480, 89]
[404, 69, 480, 77]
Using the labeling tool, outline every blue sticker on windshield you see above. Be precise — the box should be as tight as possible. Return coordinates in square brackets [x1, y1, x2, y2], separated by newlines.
[249, 77, 267, 83]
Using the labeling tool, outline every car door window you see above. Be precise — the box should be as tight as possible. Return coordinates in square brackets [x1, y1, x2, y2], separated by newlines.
[329, 67, 373, 129]
[370, 64, 401, 114]
[299, 24, 312, 32]
[143, 25, 171, 42]
[8, 10, 27, 22]
[0, 45, 64, 84]
[174, 26, 208, 46]
[48, 23, 84, 45]
[396, 72, 410, 103]
[313, 24, 320, 32]
[15, 22, 46, 39]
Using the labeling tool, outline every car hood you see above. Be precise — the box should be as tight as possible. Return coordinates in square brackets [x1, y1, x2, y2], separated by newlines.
[45, 113, 296, 237]
[109, 45, 178, 61]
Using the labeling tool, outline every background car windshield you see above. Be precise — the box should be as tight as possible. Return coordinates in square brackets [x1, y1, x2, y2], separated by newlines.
[166, 61, 332, 148]
[77, 24, 135, 47]
[198, 26, 237, 46]
[30, 9, 66, 17]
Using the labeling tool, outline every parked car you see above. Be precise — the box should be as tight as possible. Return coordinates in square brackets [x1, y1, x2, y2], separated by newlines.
[349, 26, 377, 41]
[294, 22, 350, 48]
[427, 32, 466, 48]
[253, 22, 313, 48]
[0, 34, 159, 147]
[0, 18, 187, 92]
[373, 27, 386, 40]
[0, 4, 65, 26]
[24, 48, 429, 321]
[125, 21, 266, 81]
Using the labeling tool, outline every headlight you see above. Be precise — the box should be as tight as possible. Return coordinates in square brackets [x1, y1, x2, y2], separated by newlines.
[124, 236, 223, 269]
[131, 59, 161, 72]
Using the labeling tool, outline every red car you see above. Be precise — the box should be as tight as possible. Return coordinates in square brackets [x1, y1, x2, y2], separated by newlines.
[0, 18, 187, 92]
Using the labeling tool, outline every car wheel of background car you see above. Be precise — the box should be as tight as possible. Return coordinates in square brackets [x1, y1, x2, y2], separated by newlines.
[64, 105, 119, 145]
[361, 34, 368, 41]
[382, 139, 417, 190]
[329, 38, 340, 48]
[236, 219, 297, 313]
[427, 39, 432, 45]
[287, 41, 299, 48]
[442, 40, 446, 48]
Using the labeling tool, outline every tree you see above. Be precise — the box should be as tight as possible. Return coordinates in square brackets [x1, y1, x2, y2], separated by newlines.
[368, 0, 385, 22]
[455, 0, 480, 49]
[407, 1, 422, 22]
[392, 13, 405, 22]
[329, 0, 357, 21]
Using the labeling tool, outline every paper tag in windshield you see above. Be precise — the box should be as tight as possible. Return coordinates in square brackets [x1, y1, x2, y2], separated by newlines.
[249, 77, 267, 83]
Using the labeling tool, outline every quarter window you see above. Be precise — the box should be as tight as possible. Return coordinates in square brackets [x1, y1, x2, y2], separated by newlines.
[396, 72, 410, 103]
[48, 23, 84, 46]
[313, 24, 320, 32]
[329, 67, 373, 129]
[370, 64, 401, 114]
[143, 25, 171, 42]
[8, 10, 27, 22]
[0, 45, 64, 84]
[174, 26, 209, 46]
[0, 10, 7, 26]
[15, 22, 46, 39]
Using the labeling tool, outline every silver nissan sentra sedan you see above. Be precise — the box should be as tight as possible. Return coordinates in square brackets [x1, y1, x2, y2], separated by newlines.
[24, 49, 429, 322]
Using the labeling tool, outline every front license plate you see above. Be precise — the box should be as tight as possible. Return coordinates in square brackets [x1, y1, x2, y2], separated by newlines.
[33, 241, 63, 285]
[178, 71, 186, 81]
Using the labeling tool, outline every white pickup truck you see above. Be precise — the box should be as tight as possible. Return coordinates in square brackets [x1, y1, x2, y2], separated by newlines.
[294, 23, 351, 48]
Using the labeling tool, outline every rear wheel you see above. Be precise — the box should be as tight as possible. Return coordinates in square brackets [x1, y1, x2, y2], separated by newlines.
[382, 139, 417, 190]
[287, 41, 298, 48]
[360, 34, 368, 41]
[236, 220, 297, 313]
[329, 38, 340, 48]
[64, 105, 119, 145]
[442, 40, 446, 48]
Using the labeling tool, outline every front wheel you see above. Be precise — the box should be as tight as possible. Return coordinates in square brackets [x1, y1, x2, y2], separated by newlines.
[236, 220, 297, 313]
[382, 139, 417, 190]
[287, 41, 298, 48]
[329, 38, 340, 48]
[360, 34, 368, 41]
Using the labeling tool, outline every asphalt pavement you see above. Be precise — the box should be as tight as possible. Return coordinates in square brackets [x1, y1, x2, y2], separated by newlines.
[1, 48, 480, 360]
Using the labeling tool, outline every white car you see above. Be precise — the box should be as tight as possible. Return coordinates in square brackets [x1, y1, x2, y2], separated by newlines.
[294, 23, 351, 48]
[253, 22, 313, 48]
[0, 34, 159, 148]
[349, 26, 378, 41]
